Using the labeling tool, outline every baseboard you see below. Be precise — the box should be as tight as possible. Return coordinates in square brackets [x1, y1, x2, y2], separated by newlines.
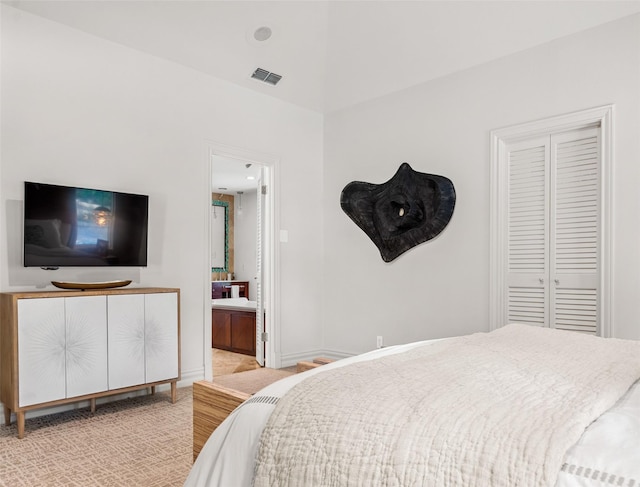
[279, 349, 323, 368]
[280, 349, 355, 368]
[321, 349, 359, 361]
[178, 367, 205, 386]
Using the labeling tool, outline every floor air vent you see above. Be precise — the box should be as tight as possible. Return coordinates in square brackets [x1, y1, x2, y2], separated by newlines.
[251, 68, 282, 86]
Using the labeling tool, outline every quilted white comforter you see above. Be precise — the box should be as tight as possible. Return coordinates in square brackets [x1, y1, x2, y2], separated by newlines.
[254, 325, 640, 486]
[185, 325, 640, 487]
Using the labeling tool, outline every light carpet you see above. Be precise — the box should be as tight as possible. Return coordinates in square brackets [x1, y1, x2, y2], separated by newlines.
[0, 387, 192, 487]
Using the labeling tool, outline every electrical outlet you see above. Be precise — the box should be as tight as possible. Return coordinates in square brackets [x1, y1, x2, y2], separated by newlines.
[376, 336, 383, 349]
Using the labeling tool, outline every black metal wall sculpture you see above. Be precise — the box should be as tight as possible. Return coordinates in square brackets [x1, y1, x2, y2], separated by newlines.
[340, 163, 456, 262]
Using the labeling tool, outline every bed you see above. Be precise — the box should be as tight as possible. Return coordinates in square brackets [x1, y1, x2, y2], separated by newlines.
[185, 324, 640, 487]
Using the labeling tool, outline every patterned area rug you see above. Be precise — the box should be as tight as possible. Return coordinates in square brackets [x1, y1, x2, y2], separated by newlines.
[0, 387, 192, 486]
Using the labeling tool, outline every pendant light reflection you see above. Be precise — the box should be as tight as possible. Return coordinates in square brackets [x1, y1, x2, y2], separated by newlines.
[94, 206, 111, 226]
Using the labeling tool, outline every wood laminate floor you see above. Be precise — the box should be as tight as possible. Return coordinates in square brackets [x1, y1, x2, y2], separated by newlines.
[212, 348, 261, 376]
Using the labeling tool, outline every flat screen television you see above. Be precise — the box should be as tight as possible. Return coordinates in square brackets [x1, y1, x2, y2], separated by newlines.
[24, 182, 149, 267]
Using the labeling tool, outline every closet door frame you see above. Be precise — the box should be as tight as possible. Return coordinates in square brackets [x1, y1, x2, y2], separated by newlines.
[490, 105, 613, 337]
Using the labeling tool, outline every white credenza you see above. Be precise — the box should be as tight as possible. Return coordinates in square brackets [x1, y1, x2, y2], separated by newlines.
[0, 287, 180, 438]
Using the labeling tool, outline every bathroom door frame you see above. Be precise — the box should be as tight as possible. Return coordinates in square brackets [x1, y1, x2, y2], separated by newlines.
[203, 141, 280, 380]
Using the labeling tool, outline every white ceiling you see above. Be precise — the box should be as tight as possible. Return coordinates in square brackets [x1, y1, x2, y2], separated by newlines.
[211, 156, 263, 194]
[6, 0, 640, 190]
[6, 0, 640, 114]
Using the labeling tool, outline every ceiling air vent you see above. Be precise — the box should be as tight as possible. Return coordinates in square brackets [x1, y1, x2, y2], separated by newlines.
[251, 68, 282, 86]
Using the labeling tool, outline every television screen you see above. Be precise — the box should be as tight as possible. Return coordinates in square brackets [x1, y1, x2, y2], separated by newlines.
[24, 182, 149, 267]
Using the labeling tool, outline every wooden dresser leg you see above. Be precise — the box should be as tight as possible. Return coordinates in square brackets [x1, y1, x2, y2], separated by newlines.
[150, 386, 156, 395]
[17, 411, 25, 439]
[90, 398, 96, 413]
[171, 381, 177, 403]
[3, 405, 11, 426]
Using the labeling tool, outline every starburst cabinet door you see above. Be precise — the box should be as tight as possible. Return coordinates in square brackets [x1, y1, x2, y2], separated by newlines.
[65, 296, 108, 398]
[107, 292, 178, 389]
[144, 293, 179, 384]
[107, 294, 146, 390]
[17, 296, 108, 406]
[18, 298, 67, 407]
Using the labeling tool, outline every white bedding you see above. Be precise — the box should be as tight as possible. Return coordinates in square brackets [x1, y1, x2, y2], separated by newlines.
[185, 327, 640, 487]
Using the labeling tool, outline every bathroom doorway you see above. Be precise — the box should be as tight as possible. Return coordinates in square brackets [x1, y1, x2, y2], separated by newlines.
[204, 142, 278, 379]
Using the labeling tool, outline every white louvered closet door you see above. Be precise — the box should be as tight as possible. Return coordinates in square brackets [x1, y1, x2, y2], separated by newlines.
[506, 136, 550, 328]
[550, 127, 600, 333]
[505, 126, 600, 334]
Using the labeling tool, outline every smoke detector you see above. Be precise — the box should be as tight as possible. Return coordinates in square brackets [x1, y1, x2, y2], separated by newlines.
[246, 23, 276, 47]
[253, 26, 272, 42]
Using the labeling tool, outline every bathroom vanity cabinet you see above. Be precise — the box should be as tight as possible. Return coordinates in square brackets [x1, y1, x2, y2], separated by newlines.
[211, 307, 256, 356]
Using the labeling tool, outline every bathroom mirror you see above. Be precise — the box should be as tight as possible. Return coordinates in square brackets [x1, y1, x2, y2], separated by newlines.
[211, 200, 229, 272]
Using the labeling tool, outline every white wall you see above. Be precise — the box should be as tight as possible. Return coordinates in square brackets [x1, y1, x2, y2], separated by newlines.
[3, 7, 638, 390]
[0, 6, 324, 382]
[322, 14, 640, 355]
